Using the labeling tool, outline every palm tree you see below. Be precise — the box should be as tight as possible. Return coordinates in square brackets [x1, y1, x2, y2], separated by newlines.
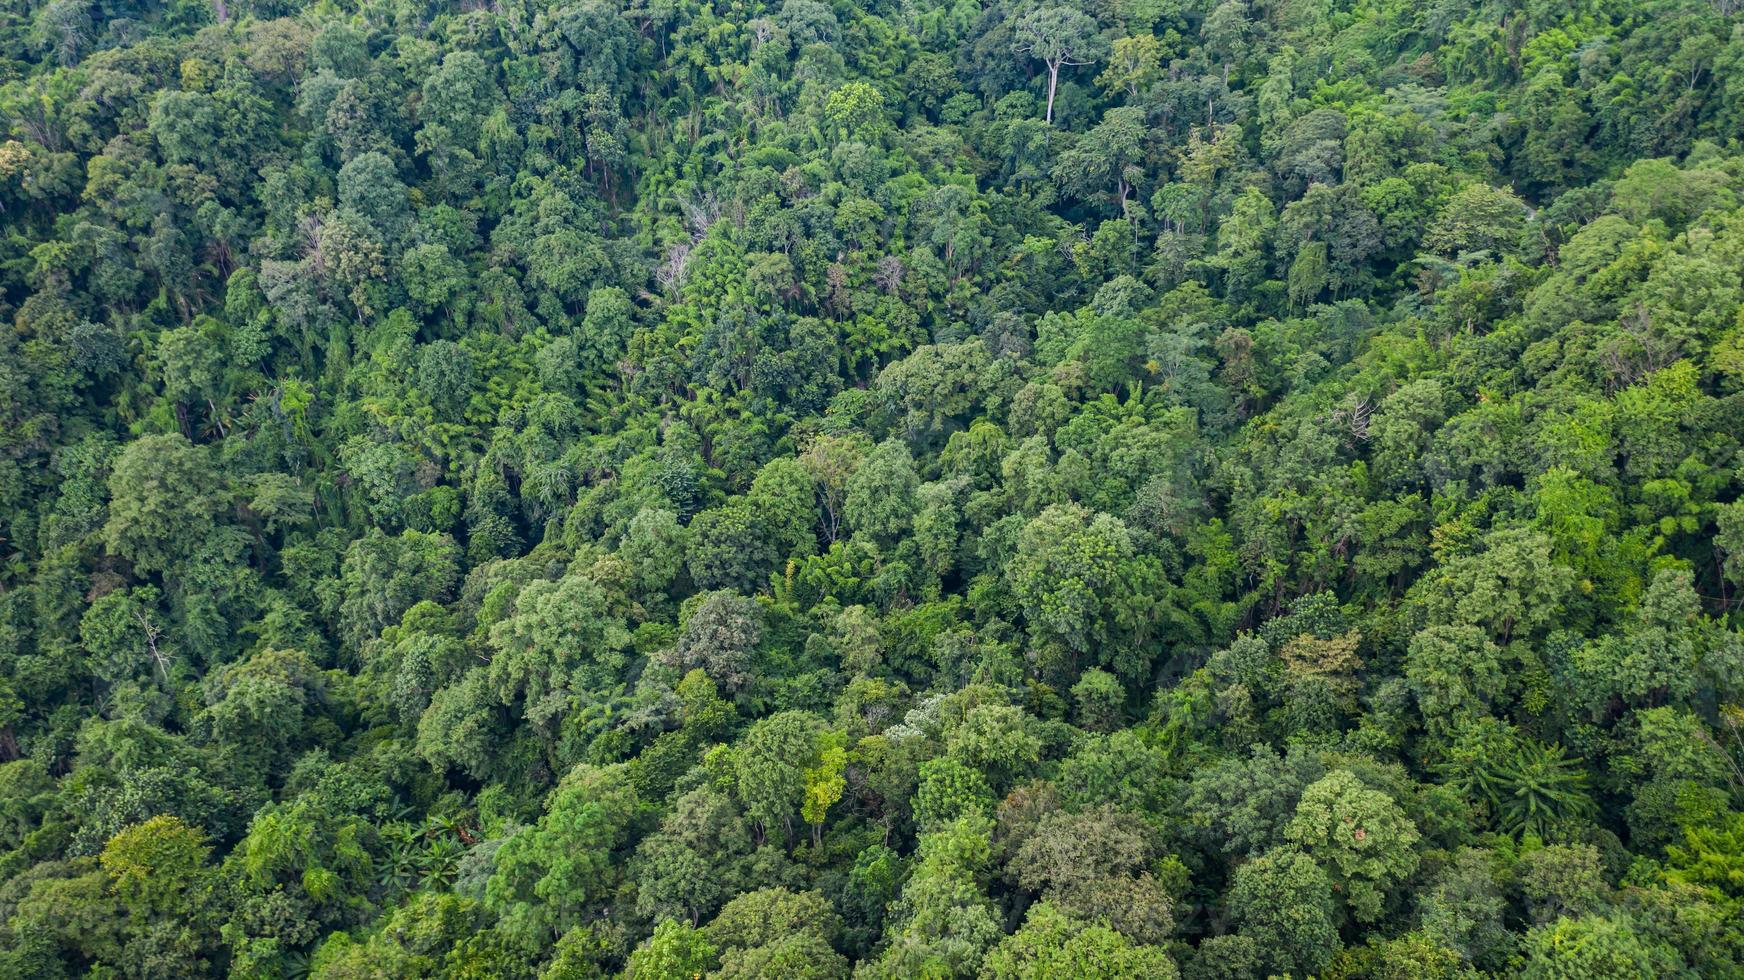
[1449, 733, 1596, 838]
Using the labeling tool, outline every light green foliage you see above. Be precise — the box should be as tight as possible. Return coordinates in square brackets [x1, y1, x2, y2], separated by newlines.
[1664, 809, 1744, 902]
[981, 902, 1178, 979]
[486, 570, 636, 725]
[417, 667, 502, 779]
[617, 507, 690, 595]
[1285, 769, 1422, 923]
[1010, 504, 1158, 680]
[913, 756, 995, 832]
[733, 711, 830, 844]
[863, 816, 1003, 978]
[800, 731, 847, 841]
[99, 814, 213, 919]
[625, 919, 718, 980]
[309, 891, 479, 979]
[1070, 668, 1126, 732]
[1518, 914, 1683, 979]
[485, 765, 639, 946]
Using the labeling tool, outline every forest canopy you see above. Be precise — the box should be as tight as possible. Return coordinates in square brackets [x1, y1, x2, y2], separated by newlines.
[1, 0, 1744, 976]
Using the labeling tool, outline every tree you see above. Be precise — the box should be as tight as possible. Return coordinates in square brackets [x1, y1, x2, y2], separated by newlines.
[1519, 844, 1610, 924]
[667, 590, 762, 694]
[1182, 745, 1326, 858]
[337, 151, 412, 242]
[626, 920, 719, 980]
[1096, 35, 1163, 99]
[982, 903, 1178, 979]
[734, 711, 829, 844]
[1010, 806, 1173, 943]
[913, 757, 995, 832]
[705, 888, 849, 980]
[863, 816, 1004, 978]
[201, 648, 328, 774]
[1012, 7, 1101, 125]
[1226, 847, 1341, 977]
[619, 507, 691, 594]
[1665, 810, 1744, 903]
[339, 530, 462, 649]
[1571, 568, 1703, 713]
[308, 892, 479, 979]
[1052, 106, 1148, 209]
[1417, 848, 1510, 970]
[1012, 805, 1153, 892]
[485, 765, 639, 946]
[748, 457, 819, 561]
[1441, 721, 1597, 838]
[1404, 625, 1507, 735]
[688, 501, 780, 593]
[945, 703, 1041, 792]
[487, 571, 636, 726]
[801, 731, 848, 846]
[79, 585, 170, 685]
[1284, 769, 1422, 923]
[403, 245, 468, 319]
[632, 787, 756, 925]
[1518, 914, 1682, 979]
[824, 82, 888, 141]
[1423, 183, 1529, 257]
[1411, 529, 1576, 644]
[843, 440, 920, 545]
[801, 434, 867, 544]
[416, 668, 502, 780]
[103, 434, 226, 576]
[100, 815, 215, 920]
[1071, 668, 1125, 732]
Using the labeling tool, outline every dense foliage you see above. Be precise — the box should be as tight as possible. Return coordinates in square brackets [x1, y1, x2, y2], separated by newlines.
[2, 0, 1744, 975]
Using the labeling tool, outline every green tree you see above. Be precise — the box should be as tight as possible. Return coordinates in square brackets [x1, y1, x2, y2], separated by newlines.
[485, 765, 639, 946]
[1284, 769, 1422, 923]
[626, 919, 719, 980]
[103, 434, 227, 576]
[982, 902, 1178, 979]
[1009, 504, 1159, 681]
[1518, 914, 1682, 979]
[487, 571, 636, 727]
[1011, 6, 1102, 125]
[1096, 35, 1163, 99]
[1226, 847, 1341, 977]
[734, 711, 829, 844]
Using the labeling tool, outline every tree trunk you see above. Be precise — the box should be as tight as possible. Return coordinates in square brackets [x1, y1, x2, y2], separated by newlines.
[1045, 64, 1060, 125]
